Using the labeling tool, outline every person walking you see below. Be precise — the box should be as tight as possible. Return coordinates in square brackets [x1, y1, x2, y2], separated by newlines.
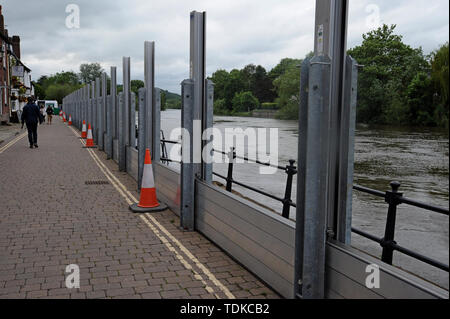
[21, 97, 42, 149]
[46, 105, 53, 125]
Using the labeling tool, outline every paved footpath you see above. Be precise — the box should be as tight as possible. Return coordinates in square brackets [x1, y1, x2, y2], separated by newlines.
[0, 118, 279, 299]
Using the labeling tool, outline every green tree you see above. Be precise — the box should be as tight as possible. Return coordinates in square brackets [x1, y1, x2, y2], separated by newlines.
[273, 60, 302, 120]
[406, 72, 434, 126]
[46, 83, 81, 104]
[430, 42, 449, 127]
[79, 63, 104, 84]
[348, 24, 429, 124]
[210, 69, 230, 101]
[232, 91, 259, 113]
[223, 69, 245, 110]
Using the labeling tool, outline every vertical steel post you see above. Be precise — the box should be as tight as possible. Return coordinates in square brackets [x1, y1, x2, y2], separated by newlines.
[144, 41, 155, 159]
[180, 79, 195, 231]
[121, 57, 131, 171]
[336, 55, 358, 243]
[190, 11, 207, 180]
[130, 92, 136, 148]
[91, 81, 95, 136]
[95, 77, 101, 143]
[99, 72, 107, 151]
[294, 0, 353, 299]
[138, 88, 146, 189]
[204, 79, 214, 184]
[111, 67, 117, 140]
[153, 88, 161, 162]
[118, 91, 125, 171]
[106, 68, 115, 159]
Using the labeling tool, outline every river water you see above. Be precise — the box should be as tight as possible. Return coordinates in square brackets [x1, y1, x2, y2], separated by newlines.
[156, 109, 449, 290]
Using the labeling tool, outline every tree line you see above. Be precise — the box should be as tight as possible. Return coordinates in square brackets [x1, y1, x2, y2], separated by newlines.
[33, 63, 180, 110]
[210, 24, 448, 127]
[35, 24, 448, 127]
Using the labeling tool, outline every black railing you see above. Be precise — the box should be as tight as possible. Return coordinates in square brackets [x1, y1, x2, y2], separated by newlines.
[159, 138, 449, 273]
[159, 141, 298, 218]
[352, 181, 449, 272]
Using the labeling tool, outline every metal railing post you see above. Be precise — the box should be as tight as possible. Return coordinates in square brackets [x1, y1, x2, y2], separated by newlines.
[282, 160, 297, 219]
[381, 181, 403, 265]
[95, 77, 101, 143]
[226, 147, 236, 192]
[130, 92, 136, 149]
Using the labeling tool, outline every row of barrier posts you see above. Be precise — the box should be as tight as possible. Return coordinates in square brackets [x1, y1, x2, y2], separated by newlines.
[62, 5, 357, 299]
[62, 44, 159, 185]
[62, 11, 213, 233]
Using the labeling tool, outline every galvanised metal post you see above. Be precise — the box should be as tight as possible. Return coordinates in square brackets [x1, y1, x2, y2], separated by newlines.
[90, 81, 95, 134]
[106, 67, 116, 159]
[138, 88, 146, 189]
[381, 182, 402, 265]
[110, 66, 117, 158]
[95, 77, 101, 143]
[282, 160, 297, 219]
[204, 79, 214, 184]
[144, 41, 155, 159]
[294, 0, 353, 300]
[119, 57, 131, 171]
[153, 88, 161, 162]
[190, 11, 207, 180]
[118, 91, 125, 171]
[98, 72, 107, 151]
[180, 79, 195, 231]
[336, 55, 358, 243]
[130, 92, 136, 149]
[226, 147, 235, 192]
[326, 0, 351, 242]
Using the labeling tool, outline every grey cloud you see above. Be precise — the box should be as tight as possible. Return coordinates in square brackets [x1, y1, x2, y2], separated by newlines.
[2, 0, 448, 93]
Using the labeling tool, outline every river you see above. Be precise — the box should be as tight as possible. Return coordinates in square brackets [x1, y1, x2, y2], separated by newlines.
[155, 109, 449, 290]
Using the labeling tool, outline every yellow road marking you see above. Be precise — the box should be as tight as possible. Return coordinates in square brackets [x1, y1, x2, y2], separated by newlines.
[0, 132, 27, 154]
[67, 125, 235, 299]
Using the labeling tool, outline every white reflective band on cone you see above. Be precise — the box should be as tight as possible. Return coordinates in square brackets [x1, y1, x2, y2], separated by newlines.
[141, 164, 155, 189]
[87, 129, 93, 139]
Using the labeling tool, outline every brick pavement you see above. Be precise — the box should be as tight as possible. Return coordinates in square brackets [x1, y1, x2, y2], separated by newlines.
[0, 118, 280, 299]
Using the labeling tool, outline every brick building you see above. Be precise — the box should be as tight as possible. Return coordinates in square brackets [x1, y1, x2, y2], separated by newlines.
[0, 5, 33, 123]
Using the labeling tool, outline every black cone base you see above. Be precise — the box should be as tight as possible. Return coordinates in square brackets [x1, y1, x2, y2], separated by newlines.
[82, 145, 97, 148]
[129, 202, 168, 213]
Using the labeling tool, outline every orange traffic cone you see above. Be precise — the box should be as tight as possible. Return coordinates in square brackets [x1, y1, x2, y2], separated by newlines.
[80, 120, 87, 139]
[129, 149, 167, 213]
[68, 115, 72, 125]
[63, 113, 66, 122]
[82, 123, 97, 148]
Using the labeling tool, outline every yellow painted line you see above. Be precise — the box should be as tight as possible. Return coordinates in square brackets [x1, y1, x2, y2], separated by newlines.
[67, 125, 235, 299]
[0, 132, 27, 154]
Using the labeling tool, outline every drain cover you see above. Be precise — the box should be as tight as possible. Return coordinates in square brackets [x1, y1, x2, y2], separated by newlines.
[85, 181, 110, 185]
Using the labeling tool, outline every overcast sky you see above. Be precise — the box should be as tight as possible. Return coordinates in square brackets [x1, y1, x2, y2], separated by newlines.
[2, 0, 449, 92]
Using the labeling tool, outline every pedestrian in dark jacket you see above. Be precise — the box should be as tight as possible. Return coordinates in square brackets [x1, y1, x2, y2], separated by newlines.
[21, 97, 42, 149]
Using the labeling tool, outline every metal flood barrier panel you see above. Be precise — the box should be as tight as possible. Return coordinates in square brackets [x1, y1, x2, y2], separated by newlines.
[153, 163, 181, 216]
[325, 241, 448, 299]
[195, 180, 296, 298]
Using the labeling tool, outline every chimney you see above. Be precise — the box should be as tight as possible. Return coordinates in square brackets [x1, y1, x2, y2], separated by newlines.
[12, 35, 20, 59]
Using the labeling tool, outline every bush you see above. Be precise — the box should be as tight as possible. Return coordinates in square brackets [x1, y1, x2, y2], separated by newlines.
[231, 91, 259, 113]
